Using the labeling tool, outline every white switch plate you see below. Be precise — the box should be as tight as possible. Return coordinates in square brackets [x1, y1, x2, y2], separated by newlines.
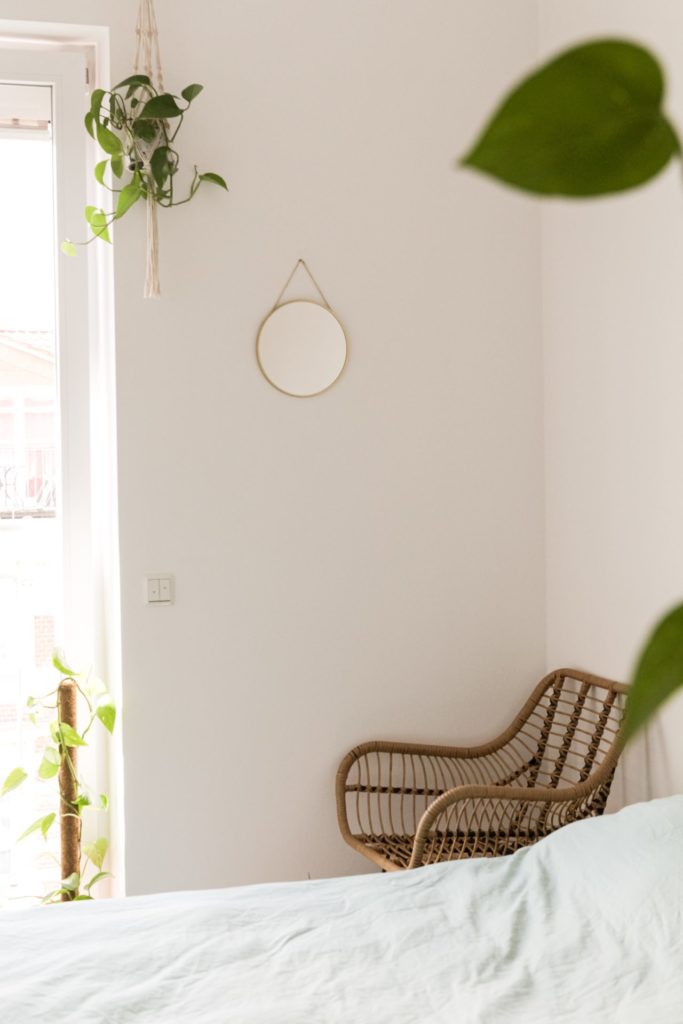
[145, 574, 174, 605]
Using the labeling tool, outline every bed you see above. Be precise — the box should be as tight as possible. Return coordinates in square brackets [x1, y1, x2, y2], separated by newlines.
[4, 796, 683, 1023]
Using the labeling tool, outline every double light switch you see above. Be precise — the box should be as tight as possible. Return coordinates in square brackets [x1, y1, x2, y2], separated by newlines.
[145, 575, 174, 605]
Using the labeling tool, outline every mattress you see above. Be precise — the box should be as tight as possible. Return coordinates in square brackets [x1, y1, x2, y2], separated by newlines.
[3, 795, 683, 1022]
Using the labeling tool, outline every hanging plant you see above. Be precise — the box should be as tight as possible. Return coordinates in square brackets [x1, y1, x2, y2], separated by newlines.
[61, 74, 227, 289]
[62, 0, 227, 298]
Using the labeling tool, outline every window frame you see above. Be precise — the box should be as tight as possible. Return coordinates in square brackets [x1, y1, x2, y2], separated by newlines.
[0, 41, 122, 895]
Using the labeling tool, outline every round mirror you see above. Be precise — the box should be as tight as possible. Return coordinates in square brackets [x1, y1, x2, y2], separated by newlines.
[256, 300, 347, 397]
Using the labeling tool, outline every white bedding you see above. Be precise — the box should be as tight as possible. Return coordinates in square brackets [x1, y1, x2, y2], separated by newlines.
[3, 796, 683, 1023]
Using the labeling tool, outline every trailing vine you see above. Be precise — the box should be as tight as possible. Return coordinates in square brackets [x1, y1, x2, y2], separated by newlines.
[61, 74, 227, 255]
[0, 650, 116, 903]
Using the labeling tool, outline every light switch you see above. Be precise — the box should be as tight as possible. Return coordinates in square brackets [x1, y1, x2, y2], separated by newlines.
[145, 574, 174, 605]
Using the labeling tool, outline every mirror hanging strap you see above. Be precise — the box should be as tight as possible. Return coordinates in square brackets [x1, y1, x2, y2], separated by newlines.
[270, 258, 332, 313]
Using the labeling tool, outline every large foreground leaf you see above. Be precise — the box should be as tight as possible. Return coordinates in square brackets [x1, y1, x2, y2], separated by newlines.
[624, 602, 683, 741]
[462, 39, 680, 196]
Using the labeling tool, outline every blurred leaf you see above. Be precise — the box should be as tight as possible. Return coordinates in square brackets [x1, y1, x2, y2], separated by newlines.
[84, 112, 95, 139]
[132, 119, 159, 143]
[138, 93, 184, 119]
[116, 178, 142, 218]
[38, 747, 61, 780]
[199, 172, 228, 191]
[96, 698, 116, 735]
[181, 83, 203, 103]
[624, 602, 683, 741]
[113, 73, 151, 91]
[94, 159, 109, 185]
[52, 648, 77, 676]
[462, 39, 680, 196]
[61, 872, 80, 892]
[150, 146, 172, 188]
[99, 793, 109, 811]
[2, 767, 27, 797]
[96, 122, 122, 156]
[83, 837, 108, 870]
[111, 153, 124, 178]
[74, 894, 93, 901]
[83, 673, 108, 699]
[74, 793, 91, 809]
[85, 870, 113, 891]
[18, 812, 55, 842]
[90, 88, 105, 118]
[59, 722, 87, 748]
[90, 211, 111, 244]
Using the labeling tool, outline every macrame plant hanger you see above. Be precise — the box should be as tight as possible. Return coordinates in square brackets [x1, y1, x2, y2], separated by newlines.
[133, 0, 164, 298]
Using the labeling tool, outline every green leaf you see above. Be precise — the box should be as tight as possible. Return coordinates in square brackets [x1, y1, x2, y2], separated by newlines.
[89, 88, 106, 118]
[83, 673, 108, 699]
[61, 872, 80, 892]
[138, 93, 184, 119]
[61, 240, 78, 257]
[115, 178, 142, 219]
[199, 172, 228, 191]
[41, 811, 56, 837]
[132, 119, 159, 143]
[83, 837, 108, 870]
[150, 146, 172, 188]
[84, 111, 96, 139]
[94, 159, 109, 186]
[58, 722, 87, 748]
[96, 698, 116, 735]
[113, 73, 152, 91]
[85, 870, 112, 891]
[2, 767, 27, 797]
[52, 648, 77, 676]
[90, 211, 112, 244]
[181, 83, 203, 103]
[623, 602, 683, 741]
[111, 153, 124, 178]
[96, 121, 122, 156]
[38, 747, 61, 779]
[42, 889, 66, 904]
[461, 39, 680, 196]
[99, 793, 109, 811]
[74, 894, 93, 901]
[17, 812, 55, 842]
[74, 792, 91, 809]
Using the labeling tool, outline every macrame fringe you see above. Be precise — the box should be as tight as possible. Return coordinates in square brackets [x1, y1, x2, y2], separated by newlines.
[144, 193, 160, 299]
[134, 0, 164, 299]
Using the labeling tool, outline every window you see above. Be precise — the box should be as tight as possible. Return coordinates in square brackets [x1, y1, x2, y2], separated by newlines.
[0, 44, 119, 901]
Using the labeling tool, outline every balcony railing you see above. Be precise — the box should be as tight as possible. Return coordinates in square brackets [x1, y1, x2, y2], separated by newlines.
[0, 447, 56, 517]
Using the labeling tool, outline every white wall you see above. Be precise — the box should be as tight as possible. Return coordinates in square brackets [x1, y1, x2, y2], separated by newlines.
[2, 0, 547, 892]
[540, 0, 683, 797]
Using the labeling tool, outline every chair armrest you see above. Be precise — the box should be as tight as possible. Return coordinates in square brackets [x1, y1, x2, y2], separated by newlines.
[409, 778, 613, 868]
[336, 739, 519, 847]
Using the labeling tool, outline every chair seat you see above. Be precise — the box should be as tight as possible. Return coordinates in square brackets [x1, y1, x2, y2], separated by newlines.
[356, 828, 549, 870]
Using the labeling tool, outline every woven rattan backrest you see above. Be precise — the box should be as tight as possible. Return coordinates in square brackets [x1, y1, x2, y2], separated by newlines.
[509, 670, 624, 790]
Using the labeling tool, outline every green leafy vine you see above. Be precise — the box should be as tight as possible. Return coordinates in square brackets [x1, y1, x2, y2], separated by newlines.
[0, 650, 116, 903]
[62, 74, 227, 254]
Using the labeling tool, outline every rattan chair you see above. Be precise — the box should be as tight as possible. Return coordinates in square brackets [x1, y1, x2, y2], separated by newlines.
[336, 669, 627, 871]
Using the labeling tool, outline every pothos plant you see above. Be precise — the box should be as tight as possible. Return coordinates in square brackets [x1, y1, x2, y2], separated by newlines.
[461, 38, 683, 742]
[0, 650, 116, 903]
[61, 73, 227, 255]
